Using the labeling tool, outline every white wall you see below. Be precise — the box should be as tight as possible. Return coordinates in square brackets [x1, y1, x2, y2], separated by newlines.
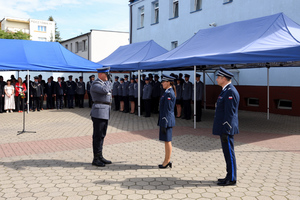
[130, 0, 300, 87]
[90, 30, 129, 62]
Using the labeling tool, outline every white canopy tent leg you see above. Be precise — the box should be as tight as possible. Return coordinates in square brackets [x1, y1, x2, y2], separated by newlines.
[138, 70, 141, 117]
[203, 70, 206, 110]
[27, 70, 29, 114]
[194, 65, 196, 129]
[267, 67, 270, 120]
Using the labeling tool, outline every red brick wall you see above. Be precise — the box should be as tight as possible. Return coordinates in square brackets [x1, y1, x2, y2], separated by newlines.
[206, 85, 300, 116]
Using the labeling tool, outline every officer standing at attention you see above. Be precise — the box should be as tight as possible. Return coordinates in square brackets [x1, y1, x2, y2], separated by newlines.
[90, 67, 113, 167]
[182, 74, 192, 120]
[118, 78, 124, 112]
[30, 76, 43, 112]
[66, 75, 77, 108]
[123, 75, 130, 113]
[152, 74, 161, 114]
[142, 77, 152, 117]
[112, 76, 120, 111]
[87, 75, 95, 108]
[213, 67, 240, 186]
[76, 76, 85, 108]
[192, 74, 204, 122]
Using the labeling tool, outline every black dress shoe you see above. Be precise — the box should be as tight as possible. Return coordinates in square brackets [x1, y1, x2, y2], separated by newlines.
[100, 157, 112, 164]
[158, 162, 172, 169]
[217, 178, 227, 182]
[217, 180, 236, 186]
[92, 158, 105, 167]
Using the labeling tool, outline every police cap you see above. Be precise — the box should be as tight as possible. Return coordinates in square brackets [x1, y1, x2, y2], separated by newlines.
[97, 66, 110, 73]
[217, 67, 233, 79]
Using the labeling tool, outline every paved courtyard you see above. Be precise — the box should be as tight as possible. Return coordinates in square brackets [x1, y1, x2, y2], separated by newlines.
[0, 105, 299, 200]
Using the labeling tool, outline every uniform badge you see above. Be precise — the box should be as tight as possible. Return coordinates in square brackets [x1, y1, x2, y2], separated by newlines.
[228, 96, 233, 99]
[168, 97, 171, 100]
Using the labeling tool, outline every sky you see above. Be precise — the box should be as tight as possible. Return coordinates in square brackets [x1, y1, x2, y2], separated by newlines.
[0, 0, 130, 40]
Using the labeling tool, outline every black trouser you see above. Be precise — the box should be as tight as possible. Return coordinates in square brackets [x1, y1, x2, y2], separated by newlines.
[15, 95, 24, 111]
[46, 95, 54, 109]
[56, 95, 63, 109]
[78, 94, 84, 108]
[152, 96, 159, 113]
[40, 95, 44, 110]
[0, 95, 3, 113]
[33, 96, 41, 111]
[221, 135, 237, 181]
[114, 95, 120, 111]
[124, 96, 129, 112]
[75, 94, 79, 107]
[67, 94, 74, 108]
[143, 99, 151, 117]
[64, 95, 68, 108]
[196, 100, 202, 121]
[92, 117, 108, 155]
[88, 93, 93, 108]
[183, 99, 191, 119]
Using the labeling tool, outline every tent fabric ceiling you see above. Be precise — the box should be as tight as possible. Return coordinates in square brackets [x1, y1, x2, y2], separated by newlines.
[98, 40, 168, 71]
[0, 39, 102, 71]
[140, 13, 300, 70]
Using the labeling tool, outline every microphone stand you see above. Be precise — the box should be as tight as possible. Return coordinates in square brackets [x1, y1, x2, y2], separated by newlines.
[17, 91, 36, 135]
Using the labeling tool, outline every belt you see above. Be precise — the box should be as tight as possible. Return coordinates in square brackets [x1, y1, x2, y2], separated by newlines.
[94, 101, 111, 106]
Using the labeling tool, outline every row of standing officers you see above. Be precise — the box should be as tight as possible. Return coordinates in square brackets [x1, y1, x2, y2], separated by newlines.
[112, 73, 204, 121]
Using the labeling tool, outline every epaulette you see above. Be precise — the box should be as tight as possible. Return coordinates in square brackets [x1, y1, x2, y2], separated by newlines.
[228, 88, 231, 90]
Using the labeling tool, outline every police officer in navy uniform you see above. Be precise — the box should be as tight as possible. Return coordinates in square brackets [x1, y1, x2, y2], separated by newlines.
[122, 75, 130, 113]
[192, 74, 204, 122]
[90, 67, 113, 167]
[76, 76, 85, 108]
[152, 74, 161, 114]
[128, 77, 135, 114]
[66, 75, 77, 108]
[54, 77, 66, 109]
[118, 78, 124, 111]
[87, 75, 95, 108]
[142, 77, 152, 117]
[30, 76, 43, 111]
[112, 76, 120, 111]
[175, 79, 182, 118]
[213, 67, 240, 186]
[182, 74, 192, 120]
[158, 74, 176, 169]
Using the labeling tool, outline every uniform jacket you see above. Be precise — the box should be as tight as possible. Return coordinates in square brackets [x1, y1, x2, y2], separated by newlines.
[87, 81, 93, 94]
[158, 87, 176, 128]
[90, 78, 112, 120]
[30, 82, 43, 97]
[152, 81, 161, 97]
[112, 81, 120, 96]
[128, 82, 134, 96]
[142, 83, 152, 100]
[192, 81, 204, 101]
[122, 81, 129, 96]
[66, 80, 77, 95]
[44, 82, 54, 96]
[182, 81, 192, 100]
[15, 82, 27, 96]
[213, 83, 240, 136]
[118, 82, 123, 96]
[175, 84, 182, 100]
[54, 82, 65, 96]
[76, 82, 85, 95]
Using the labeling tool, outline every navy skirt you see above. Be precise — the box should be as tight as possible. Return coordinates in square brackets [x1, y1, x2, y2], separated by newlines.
[159, 127, 173, 142]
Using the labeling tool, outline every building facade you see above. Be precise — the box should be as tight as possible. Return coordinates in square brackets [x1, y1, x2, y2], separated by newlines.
[0, 17, 55, 42]
[60, 30, 129, 62]
[129, 0, 300, 116]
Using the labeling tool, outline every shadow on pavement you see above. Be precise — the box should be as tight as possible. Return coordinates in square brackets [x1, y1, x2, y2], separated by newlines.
[94, 177, 218, 190]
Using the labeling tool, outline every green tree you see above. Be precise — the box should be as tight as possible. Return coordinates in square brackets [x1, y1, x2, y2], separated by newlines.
[48, 16, 62, 42]
[0, 30, 30, 40]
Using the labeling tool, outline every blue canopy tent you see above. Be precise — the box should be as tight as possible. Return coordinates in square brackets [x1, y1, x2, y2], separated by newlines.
[98, 40, 168, 71]
[140, 13, 300, 125]
[0, 39, 102, 71]
[0, 39, 103, 113]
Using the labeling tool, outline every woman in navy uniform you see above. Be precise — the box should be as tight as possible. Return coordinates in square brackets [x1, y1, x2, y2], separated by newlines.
[158, 74, 176, 169]
[213, 67, 240, 186]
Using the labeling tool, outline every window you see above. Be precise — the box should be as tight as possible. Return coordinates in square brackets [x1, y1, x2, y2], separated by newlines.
[247, 98, 259, 107]
[38, 37, 47, 41]
[83, 40, 87, 51]
[171, 41, 178, 49]
[173, 0, 179, 18]
[65, 44, 68, 49]
[70, 43, 73, 52]
[192, 0, 202, 11]
[38, 26, 46, 32]
[277, 99, 292, 110]
[138, 6, 145, 28]
[152, 1, 159, 24]
[75, 42, 79, 53]
[223, 0, 233, 4]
